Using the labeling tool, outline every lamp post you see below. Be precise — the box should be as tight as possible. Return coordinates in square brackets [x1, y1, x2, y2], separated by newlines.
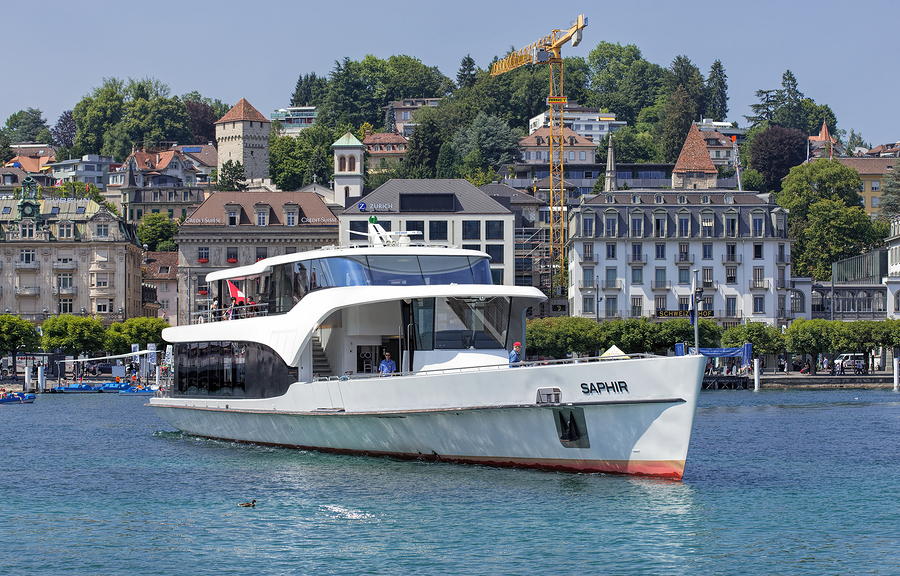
[595, 275, 601, 324]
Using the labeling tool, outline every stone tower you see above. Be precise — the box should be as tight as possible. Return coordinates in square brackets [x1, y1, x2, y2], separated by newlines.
[332, 132, 365, 206]
[215, 98, 271, 181]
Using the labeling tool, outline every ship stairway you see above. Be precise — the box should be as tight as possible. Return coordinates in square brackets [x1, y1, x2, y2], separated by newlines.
[311, 336, 332, 377]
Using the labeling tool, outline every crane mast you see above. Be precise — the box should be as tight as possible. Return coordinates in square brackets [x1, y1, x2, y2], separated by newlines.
[491, 15, 587, 308]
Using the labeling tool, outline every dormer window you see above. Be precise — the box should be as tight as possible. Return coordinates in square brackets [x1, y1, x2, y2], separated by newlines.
[678, 195, 687, 204]
[228, 210, 238, 226]
[606, 194, 614, 204]
[256, 211, 267, 226]
[655, 194, 663, 204]
[631, 194, 640, 204]
[701, 195, 710, 204]
[725, 194, 734, 204]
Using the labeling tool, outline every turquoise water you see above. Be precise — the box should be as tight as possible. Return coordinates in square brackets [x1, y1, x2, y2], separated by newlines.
[1, 390, 898, 575]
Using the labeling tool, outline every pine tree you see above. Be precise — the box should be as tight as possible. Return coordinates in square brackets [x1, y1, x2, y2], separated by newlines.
[877, 166, 900, 220]
[457, 55, 477, 89]
[660, 85, 695, 163]
[705, 60, 728, 122]
[435, 141, 457, 179]
[384, 105, 397, 133]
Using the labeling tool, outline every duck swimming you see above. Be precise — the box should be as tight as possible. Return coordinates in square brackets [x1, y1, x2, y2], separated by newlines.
[238, 500, 256, 507]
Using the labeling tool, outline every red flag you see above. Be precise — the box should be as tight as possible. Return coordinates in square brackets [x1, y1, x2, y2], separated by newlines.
[227, 280, 245, 302]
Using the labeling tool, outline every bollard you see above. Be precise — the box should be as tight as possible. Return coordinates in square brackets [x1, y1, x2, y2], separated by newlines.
[24, 369, 31, 392]
[754, 358, 760, 391]
[37, 365, 45, 393]
[155, 366, 161, 386]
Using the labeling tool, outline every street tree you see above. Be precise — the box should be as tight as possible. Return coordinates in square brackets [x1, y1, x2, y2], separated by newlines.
[655, 318, 722, 353]
[104, 317, 169, 356]
[749, 124, 807, 192]
[0, 314, 41, 372]
[784, 318, 834, 374]
[598, 318, 658, 354]
[721, 322, 784, 359]
[137, 213, 179, 251]
[41, 314, 106, 357]
[705, 60, 728, 122]
[778, 159, 865, 224]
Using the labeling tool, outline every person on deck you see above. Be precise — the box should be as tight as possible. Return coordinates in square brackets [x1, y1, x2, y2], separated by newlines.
[379, 351, 396, 376]
[509, 342, 522, 367]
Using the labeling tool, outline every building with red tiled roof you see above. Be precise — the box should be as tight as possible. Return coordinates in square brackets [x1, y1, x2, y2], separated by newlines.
[362, 131, 407, 169]
[519, 127, 595, 165]
[215, 98, 270, 181]
[809, 121, 844, 159]
[173, 191, 338, 324]
[109, 148, 206, 221]
[142, 251, 179, 325]
[672, 125, 718, 189]
[4, 143, 56, 177]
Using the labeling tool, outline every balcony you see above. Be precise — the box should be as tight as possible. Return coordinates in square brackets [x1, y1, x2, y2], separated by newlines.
[777, 308, 794, 319]
[52, 260, 78, 270]
[749, 280, 770, 291]
[15, 260, 39, 270]
[53, 286, 78, 296]
[777, 254, 791, 265]
[582, 254, 597, 264]
[627, 254, 647, 266]
[722, 254, 742, 264]
[701, 280, 719, 290]
[15, 286, 40, 296]
[674, 253, 694, 265]
[598, 310, 625, 319]
[651, 281, 671, 291]
[600, 279, 623, 291]
[716, 310, 744, 320]
[776, 279, 788, 290]
[578, 279, 596, 290]
[90, 285, 116, 297]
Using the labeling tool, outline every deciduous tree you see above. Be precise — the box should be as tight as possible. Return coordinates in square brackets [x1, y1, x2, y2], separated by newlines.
[51, 110, 77, 149]
[0, 315, 41, 372]
[749, 125, 807, 192]
[217, 160, 246, 191]
[3, 108, 49, 143]
[137, 213, 179, 251]
[452, 112, 521, 169]
[41, 314, 106, 356]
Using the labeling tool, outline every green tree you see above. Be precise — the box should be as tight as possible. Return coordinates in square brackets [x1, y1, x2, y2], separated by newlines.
[104, 317, 169, 356]
[586, 41, 644, 96]
[137, 213, 179, 251]
[799, 98, 837, 139]
[721, 322, 783, 358]
[655, 318, 722, 353]
[660, 85, 695, 163]
[0, 131, 14, 165]
[771, 70, 804, 130]
[435, 141, 457, 179]
[404, 112, 442, 175]
[845, 129, 871, 155]
[0, 315, 41, 371]
[795, 198, 886, 279]
[705, 60, 728, 121]
[616, 60, 668, 126]
[778, 159, 865, 225]
[744, 89, 778, 127]
[876, 161, 900, 220]
[72, 77, 126, 155]
[784, 318, 834, 374]
[667, 55, 706, 117]
[3, 108, 49, 142]
[749, 125, 807, 192]
[525, 316, 604, 359]
[269, 134, 305, 191]
[290, 72, 328, 107]
[740, 168, 766, 193]
[217, 160, 246, 191]
[452, 112, 520, 169]
[41, 314, 106, 356]
[457, 54, 477, 89]
[598, 318, 659, 354]
[596, 127, 662, 165]
[51, 110, 77, 149]
[302, 145, 330, 187]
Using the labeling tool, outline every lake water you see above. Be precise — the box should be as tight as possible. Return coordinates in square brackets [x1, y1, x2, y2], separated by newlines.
[1, 389, 898, 575]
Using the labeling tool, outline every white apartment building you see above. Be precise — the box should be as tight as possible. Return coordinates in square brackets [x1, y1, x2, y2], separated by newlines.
[529, 102, 625, 144]
[566, 189, 804, 329]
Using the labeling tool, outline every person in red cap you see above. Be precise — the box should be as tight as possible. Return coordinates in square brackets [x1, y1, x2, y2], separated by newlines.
[509, 341, 522, 367]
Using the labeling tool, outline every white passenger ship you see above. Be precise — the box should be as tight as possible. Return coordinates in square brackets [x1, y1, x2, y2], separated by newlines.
[150, 224, 705, 479]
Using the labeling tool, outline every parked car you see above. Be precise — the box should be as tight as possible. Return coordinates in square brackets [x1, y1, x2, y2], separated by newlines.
[96, 363, 114, 374]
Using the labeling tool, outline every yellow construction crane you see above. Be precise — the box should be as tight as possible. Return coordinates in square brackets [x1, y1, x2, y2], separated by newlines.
[491, 14, 587, 304]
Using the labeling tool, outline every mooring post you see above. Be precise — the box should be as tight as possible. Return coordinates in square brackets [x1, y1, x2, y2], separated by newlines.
[24, 369, 31, 392]
[754, 358, 760, 391]
[37, 365, 45, 392]
[894, 356, 898, 392]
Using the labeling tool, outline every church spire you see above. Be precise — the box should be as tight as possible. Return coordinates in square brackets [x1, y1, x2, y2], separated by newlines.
[604, 134, 617, 192]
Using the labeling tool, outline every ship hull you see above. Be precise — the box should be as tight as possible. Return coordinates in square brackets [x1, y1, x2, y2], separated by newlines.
[150, 354, 705, 480]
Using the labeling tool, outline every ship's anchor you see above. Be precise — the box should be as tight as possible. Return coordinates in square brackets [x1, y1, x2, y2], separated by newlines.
[558, 410, 581, 442]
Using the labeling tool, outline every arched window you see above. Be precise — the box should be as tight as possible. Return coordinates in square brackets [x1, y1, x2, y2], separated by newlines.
[678, 195, 687, 204]
[606, 194, 614, 204]
[348, 155, 356, 172]
[344, 186, 350, 199]
[339, 156, 346, 172]
[791, 290, 806, 314]
[873, 292, 885, 312]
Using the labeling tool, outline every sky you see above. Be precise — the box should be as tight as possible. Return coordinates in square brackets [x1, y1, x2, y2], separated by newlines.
[4, 0, 898, 146]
